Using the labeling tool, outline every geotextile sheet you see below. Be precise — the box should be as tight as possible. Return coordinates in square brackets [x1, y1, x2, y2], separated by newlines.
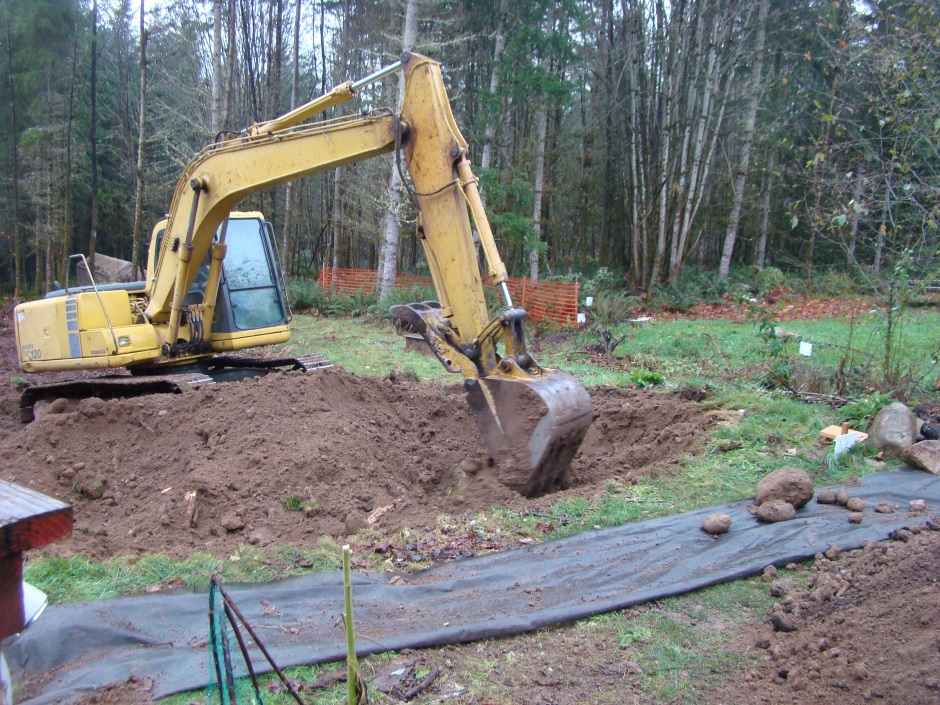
[7, 468, 940, 704]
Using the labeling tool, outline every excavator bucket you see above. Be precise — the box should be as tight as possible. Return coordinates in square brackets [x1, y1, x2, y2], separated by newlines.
[466, 369, 593, 497]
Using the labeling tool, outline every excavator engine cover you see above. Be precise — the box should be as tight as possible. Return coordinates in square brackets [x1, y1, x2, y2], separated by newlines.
[466, 369, 593, 497]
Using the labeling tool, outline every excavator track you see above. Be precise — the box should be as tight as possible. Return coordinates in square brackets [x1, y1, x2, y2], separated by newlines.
[19, 354, 332, 423]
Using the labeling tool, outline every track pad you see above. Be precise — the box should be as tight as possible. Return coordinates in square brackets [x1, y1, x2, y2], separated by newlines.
[467, 369, 593, 497]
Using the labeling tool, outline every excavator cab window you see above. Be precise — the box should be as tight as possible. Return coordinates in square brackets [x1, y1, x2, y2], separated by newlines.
[219, 217, 287, 331]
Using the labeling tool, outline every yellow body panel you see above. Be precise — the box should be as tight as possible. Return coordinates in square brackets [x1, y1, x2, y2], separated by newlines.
[14, 291, 161, 372]
[75, 290, 136, 329]
[210, 326, 291, 352]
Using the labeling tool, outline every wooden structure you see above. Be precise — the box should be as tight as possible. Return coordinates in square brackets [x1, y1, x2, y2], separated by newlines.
[0, 480, 72, 640]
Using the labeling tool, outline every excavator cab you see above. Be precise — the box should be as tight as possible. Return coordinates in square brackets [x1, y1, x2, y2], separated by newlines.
[145, 211, 292, 354]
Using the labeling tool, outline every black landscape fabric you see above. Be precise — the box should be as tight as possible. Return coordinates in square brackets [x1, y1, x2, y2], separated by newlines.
[7, 468, 940, 703]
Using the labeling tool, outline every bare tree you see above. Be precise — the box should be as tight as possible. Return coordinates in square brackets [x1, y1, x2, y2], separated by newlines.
[530, 106, 547, 281]
[718, 0, 769, 279]
[281, 0, 301, 282]
[377, 0, 418, 298]
[130, 0, 148, 275]
[88, 0, 99, 277]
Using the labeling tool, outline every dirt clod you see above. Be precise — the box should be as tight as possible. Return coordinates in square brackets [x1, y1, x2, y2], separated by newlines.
[755, 466, 814, 509]
[770, 612, 796, 633]
[875, 502, 896, 514]
[893, 528, 913, 542]
[816, 490, 837, 505]
[702, 512, 732, 534]
[909, 499, 928, 513]
[845, 497, 865, 512]
[757, 499, 797, 523]
[220, 512, 245, 532]
[848, 512, 864, 524]
[836, 489, 849, 506]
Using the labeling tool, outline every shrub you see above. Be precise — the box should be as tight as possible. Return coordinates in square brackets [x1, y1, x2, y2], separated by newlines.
[648, 282, 698, 312]
[756, 266, 785, 290]
[589, 291, 643, 327]
[838, 392, 895, 431]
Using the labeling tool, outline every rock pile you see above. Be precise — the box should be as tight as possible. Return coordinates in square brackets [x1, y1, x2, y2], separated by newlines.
[752, 466, 814, 523]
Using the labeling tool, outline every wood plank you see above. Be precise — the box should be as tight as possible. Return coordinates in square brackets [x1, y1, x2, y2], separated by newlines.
[0, 555, 25, 638]
[0, 480, 73, 559]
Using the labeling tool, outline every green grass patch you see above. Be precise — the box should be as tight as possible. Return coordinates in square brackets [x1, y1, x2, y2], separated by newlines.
[25, 540, 341, 604]
[612, 578, 778, 703]
[273, 315, 452, 384]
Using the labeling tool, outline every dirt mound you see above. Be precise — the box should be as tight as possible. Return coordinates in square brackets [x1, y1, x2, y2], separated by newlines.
[1, 368, 712, 560]
[711, 528, 940, 704]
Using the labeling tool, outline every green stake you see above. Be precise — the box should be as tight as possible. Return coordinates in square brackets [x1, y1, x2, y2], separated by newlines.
[343, 544, 364, 704]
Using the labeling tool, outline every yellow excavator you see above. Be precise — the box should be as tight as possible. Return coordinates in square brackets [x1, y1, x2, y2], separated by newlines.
[12, 53, 592, 497]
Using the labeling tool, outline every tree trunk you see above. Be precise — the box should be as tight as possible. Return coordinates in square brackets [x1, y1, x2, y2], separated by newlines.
[330, 166, 343, 286]
[89, 0, 99, 278]
[4, 6, 21, 297]
[847, 164, 864, 267]
[755, 149, 775, 271]
[377, 0, 418, 298]
[530, 107, 548, 282]
[875, 175, 891, 275]
[598, 0, 615, 268]
[222, 0, 235, 128]
[281, 0, 301, 282]
[480, 0, 508, 177]
[130, 1, 148, 276]
[60, 18, 79, 284]
[211, 0, 223, 134]
[718, 0, 768, 279]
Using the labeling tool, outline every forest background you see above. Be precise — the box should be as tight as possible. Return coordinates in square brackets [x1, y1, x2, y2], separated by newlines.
[0, 0, 937, 300]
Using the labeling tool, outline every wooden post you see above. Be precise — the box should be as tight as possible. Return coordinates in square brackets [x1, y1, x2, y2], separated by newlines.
[0, 481, 72, 641]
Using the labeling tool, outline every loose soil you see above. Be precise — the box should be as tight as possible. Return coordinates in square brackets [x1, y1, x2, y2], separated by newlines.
[0, 366, 709, 560]
[709, 528, 940, 705]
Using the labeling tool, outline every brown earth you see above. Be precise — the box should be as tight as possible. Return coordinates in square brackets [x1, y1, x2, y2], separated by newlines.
[0, 355, 710, 561]
[709, 528, 940, 705]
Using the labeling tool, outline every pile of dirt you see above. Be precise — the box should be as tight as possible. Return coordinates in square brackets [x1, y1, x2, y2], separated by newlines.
[711, 527, 940, 704]
[0, 367, 712, 560]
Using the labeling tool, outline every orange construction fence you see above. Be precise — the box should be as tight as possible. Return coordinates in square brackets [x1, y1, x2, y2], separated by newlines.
[316, 267, 579, 327]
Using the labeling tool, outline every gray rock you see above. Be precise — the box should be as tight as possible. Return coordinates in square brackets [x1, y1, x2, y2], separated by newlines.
[756, 467, 814, 509]
[904, 440, 940, 475]
[757, 500, 797, 523]
[870, 402, 919, 457]
[702, 513, 732, 534]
